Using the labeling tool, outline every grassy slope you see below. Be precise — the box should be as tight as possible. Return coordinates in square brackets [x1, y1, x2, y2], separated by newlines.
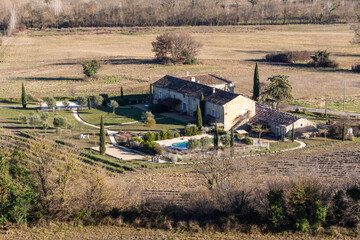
[0, 24, 359, 103]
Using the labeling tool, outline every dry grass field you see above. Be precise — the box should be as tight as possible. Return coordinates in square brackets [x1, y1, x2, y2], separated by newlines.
[0, 24, 359, 104]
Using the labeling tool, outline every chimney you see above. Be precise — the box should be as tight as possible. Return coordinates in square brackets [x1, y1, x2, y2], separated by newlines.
[186, 71, 189, 77]
[191, 77, 196, 82]
[212, 87, 216, 94]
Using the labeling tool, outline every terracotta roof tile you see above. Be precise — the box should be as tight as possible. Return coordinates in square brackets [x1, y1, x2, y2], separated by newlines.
[253, 105, 300, 126]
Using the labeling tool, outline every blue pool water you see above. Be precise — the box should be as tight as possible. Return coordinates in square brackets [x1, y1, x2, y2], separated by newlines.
[172, 141, 188, 148]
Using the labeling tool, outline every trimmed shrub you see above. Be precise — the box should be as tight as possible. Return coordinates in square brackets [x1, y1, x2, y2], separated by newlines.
[144, 132, 155, 142]
[186, 138, 201, 150]
[265, 51, 311, 63]
[243, 136, 253, 145]
[220, 135, 231, 147]
[183, 125, 200, 136]
[200, 136, 211, 149]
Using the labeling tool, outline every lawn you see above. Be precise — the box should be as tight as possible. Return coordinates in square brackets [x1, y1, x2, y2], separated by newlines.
[0, 24, 359, 102]
[78, 107, 144, 126]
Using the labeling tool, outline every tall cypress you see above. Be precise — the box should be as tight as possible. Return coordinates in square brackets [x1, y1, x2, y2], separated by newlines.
[196, 103, 202, 128]
[252, 63, 260, 101]
[100, 116, 106, 155]
[121, 86, 124, 99]
[291, 124, 295, 142]
[200, 93, 205, 117]
[21, 82, 27, 109]
[214, 122, 219, 150]
[342, 123, 346, 142]
[230, 128, 235, 148]
[88, 97, 91, 110]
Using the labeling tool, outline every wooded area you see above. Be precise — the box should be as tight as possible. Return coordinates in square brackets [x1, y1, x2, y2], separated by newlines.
[1, 0, 360, 35]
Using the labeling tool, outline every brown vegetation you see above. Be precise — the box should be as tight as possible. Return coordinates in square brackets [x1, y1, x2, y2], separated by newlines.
[1, 0, 360, 35]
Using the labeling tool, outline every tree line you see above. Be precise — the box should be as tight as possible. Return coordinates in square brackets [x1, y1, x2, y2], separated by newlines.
[1, 0, 360, 35]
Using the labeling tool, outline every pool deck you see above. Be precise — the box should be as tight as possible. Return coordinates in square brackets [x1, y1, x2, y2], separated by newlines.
[156, 133, 214, 147]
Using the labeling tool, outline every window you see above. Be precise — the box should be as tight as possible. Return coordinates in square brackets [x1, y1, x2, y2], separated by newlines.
[211, 109, 216, 117]
[182, 102, 187, 112]
[159, 91, 162, 99]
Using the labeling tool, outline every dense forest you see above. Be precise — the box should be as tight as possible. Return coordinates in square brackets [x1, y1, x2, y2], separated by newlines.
[0, 0, 360, 35]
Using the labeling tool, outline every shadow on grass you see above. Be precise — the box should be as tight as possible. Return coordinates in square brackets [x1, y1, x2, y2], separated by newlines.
[21, 77, 83, 81]
[104, 58, 158, 65]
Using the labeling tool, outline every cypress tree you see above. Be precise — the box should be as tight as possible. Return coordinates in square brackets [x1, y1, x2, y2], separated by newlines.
[292, 124, 295, 142]
[230, 128, 234, 148]
[214, 122, 219, 150]
[88, 97, 91, 110]
[200, 93, 205, 117]
[252, 63, 260, 101]
[21, 82, 27, 109]
[342, 123, 346, 141]
[121, 86, 124, 99]
[100, 116, 106, 155]
[196, 103, 202, 128]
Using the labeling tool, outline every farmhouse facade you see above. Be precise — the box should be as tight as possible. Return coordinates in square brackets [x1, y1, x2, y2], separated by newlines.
[151, 75, 255, 131]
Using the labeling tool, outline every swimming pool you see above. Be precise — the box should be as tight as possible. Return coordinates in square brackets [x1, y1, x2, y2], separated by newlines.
[172, 141, 188, 148]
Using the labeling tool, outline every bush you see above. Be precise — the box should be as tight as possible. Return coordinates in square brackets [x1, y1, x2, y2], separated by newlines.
[265, 51, 311, 63]
[143, 132, 155, 142]
[174, 133, 180, 138]
[82, 60, 101, 78]
[144, 117, 156, 128]
[166, 130, 174, 139]
[148, 104, 168, 114]
[141, 111, 154, 120]
[243, 137, 253, 145]
[183, 125, 200, 136]
[200, 136, 211, 149]
[351, 64, 360, 73]
[186, 138, 201, 150]
[310, 50, 339, 68]
[220, 135, 231, 147]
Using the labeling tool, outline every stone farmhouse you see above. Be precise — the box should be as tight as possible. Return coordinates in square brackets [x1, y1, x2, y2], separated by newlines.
[251, 105, 316, 138]
[152, 75, 255, 131]
[151, 74, 315, 135]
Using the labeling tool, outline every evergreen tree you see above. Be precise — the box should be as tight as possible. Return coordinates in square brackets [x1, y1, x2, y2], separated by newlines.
[200, 93, 205, 117]
[253, 63, 260, 101]
[214, 122, 219, 150]
[342, 123, 346, 141]
[230, 128, 235, 148]
[121, 86, 124, 99]
[21, 83, 27, 109]
[292, 124, 295, 142]
[88, 97, 91, 110]
[100, 116, 106, 155]
[196, 103, 202, 128]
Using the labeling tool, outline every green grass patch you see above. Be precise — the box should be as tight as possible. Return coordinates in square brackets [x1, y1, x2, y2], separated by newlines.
[327, 101, 360, 114]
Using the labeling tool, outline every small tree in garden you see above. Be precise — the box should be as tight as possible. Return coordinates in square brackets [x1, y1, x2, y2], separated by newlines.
[82, 60, 101, 78]
[230, 128, 235, 148]
[253, 63, 260, 101]
[251, 124, 270, 139]
[200, 136, 211, 149]
[62, 101, 70, 110]
[88, 97, 91, 110]
[45, 97, 56, 111]
[213, 122, 219, 150]
[221, 135, 231, 147]
[40, 112, 49, 122]
[292, 124, 295, 142]
[53, 115, 67, 135]
[100, 116, 106, 155]
[144, 117, 156, 128]
[141, 111, 154, 120]
[77, 96, 87, 109]
[21, 82, 27, 108]
[264, 75, 293, 110]
[121, 86, 124, 99]
[200, 93, 205, 117]
[196, 103, 202, 128]
[93, 95, 104, 108]
[110, 100, 119, 114]
[29, 112, 42, 129]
